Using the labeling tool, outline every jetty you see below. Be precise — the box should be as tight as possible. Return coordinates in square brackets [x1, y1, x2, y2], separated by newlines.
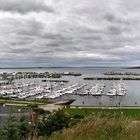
[62, 72, 82, 76]
[42, 80, 69, 83]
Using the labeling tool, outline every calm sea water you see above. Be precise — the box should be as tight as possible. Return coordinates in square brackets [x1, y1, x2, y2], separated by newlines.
[0, 67, 140, 107]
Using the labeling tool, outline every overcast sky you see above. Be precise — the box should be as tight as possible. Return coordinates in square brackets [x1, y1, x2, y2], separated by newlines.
[0, 0, 140, 67]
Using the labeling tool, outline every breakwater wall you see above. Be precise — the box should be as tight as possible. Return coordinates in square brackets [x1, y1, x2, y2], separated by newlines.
[84, 76, 140, 80]
[103, 71, 140, 76]
[0, 71, 82, 81]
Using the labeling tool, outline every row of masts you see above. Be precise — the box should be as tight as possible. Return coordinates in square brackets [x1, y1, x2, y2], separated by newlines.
[85, 82, 127, 96]
[0, 81, 87, 99]
[35, 83, 87, 99]
[0, 80, 127, 99]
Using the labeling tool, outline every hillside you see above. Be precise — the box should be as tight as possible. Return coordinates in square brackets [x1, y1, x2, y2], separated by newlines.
[49, 113, 140, 140]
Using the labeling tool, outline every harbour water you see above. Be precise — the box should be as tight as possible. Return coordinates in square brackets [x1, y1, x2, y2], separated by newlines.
[0, 67, 140, 107]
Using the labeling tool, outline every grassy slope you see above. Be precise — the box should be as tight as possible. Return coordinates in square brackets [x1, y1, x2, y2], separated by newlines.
[46, 108, 140, 140]
[49, 113, 140, 140]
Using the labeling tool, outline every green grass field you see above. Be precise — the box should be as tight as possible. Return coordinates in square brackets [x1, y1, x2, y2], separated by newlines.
[63, 108, 140, 118]
[0, 98, 52, 106]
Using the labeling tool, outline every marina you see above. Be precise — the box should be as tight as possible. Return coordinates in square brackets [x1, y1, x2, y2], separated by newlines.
[0, 80, 128, 100]
[0, 81, 87, 100]
[0, 67, 139, 107]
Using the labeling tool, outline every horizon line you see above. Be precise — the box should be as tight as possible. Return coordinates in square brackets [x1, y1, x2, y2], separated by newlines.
[0, 66, 133, 69]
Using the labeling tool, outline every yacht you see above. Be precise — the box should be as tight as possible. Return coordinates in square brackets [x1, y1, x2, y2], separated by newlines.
[107, 88, 117, 96]
[87, 84, 103, 96]
[107, 82, 127, 96]
[116, 83, 127, 96]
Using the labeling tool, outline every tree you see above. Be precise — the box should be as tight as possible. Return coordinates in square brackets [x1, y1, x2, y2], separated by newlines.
[18, 115, 34, 139]
[37, 110, 70, 137]
[0, 115, 20, 140]
[0, 114, 34, 140]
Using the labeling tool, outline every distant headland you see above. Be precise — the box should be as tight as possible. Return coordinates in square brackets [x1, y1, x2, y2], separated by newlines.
[127, 66, 140, 69]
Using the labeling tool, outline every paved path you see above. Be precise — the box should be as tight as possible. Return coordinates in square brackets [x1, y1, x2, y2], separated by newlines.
[70, 105, 140, 109]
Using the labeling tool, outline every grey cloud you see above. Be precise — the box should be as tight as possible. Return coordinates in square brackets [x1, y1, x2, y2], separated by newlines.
[9, 39, 33, 46]
[8, 48, 32, 54]
[104, 13, 116, 23]
[103, 13, 131, 25]
[42, 33, 65, 40]
[45, 42, 60, 47]
[17, 19, 44, 37]
[107, 26, 122, 35]
[0, 0, 54, 14]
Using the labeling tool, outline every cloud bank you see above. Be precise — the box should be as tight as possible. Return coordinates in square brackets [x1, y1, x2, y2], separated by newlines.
[0, 0, 139, 67]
